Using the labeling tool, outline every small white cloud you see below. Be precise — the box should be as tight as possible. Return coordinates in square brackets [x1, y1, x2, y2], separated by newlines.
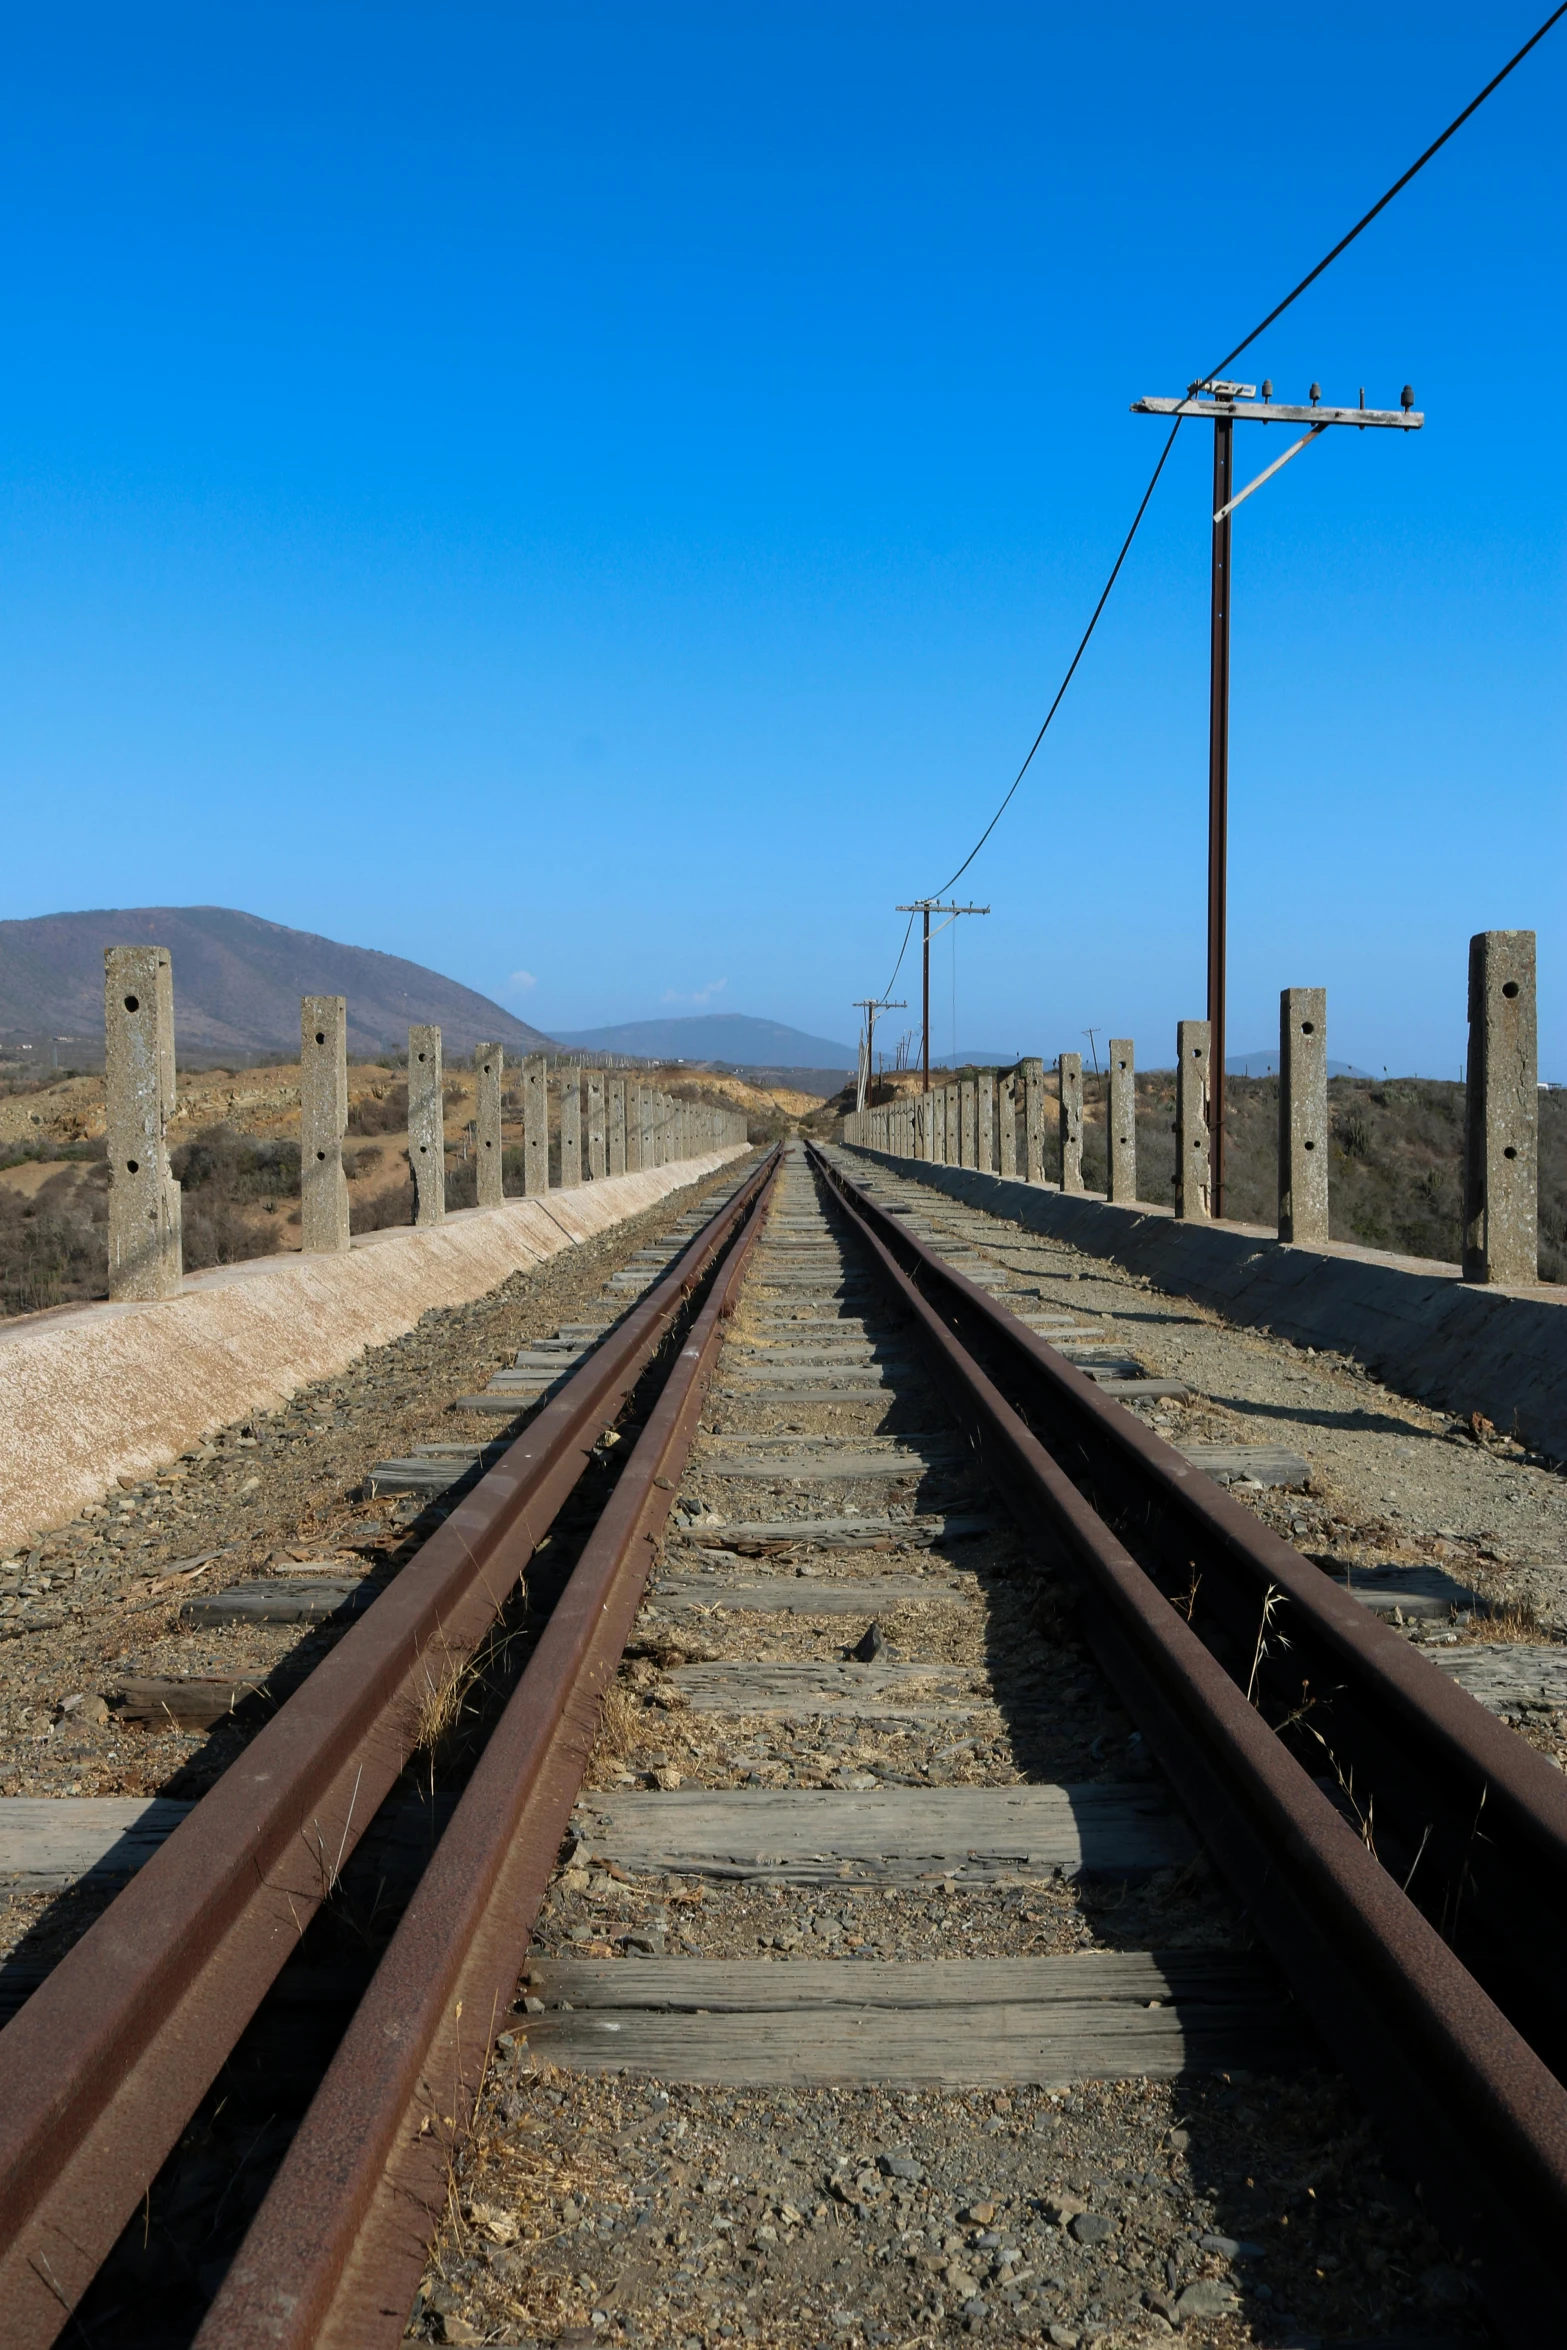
[507, 969, 538, 992]
[660, 977, 728, 1007]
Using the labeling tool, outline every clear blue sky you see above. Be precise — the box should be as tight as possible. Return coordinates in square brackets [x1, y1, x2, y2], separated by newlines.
[3, 4, 1562, 1075]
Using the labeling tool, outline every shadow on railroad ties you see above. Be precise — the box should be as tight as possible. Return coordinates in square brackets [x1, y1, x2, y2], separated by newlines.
[966, 1538, 1483, 2345]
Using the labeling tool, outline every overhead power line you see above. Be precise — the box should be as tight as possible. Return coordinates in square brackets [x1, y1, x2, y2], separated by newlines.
[1200, 0, 1567, 389]
[898, 0, 1567, 940]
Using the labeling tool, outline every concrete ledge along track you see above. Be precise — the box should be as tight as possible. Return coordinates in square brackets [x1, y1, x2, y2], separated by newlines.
[0, 1149, 780, 2350]
[2, 1136, 1566, 2343]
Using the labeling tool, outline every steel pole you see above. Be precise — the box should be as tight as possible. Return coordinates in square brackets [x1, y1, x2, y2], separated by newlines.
[1208, 416, 1233, 1219]
[921, 909, 931, 1093]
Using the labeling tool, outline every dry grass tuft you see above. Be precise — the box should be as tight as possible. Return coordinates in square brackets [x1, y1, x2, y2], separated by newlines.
[1460, 1600, 1545, 1646]
[410, 1653, 475, 1755]
[584, 1679, 642, 1785]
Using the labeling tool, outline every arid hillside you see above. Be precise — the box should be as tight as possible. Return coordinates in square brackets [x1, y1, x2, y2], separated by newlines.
[0, 905, 555, 1061]
[0, 1057, 805, 1318]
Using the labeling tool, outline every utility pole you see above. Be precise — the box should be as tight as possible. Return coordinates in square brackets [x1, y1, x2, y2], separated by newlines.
[1082, 1028, 1102, 1078]
[896, 900, 990, 1092]
[1133, 377, 1422, 1216]
[853, 997, 907, 1114]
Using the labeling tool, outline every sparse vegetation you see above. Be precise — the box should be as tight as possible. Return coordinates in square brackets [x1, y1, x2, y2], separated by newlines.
[837, 1069, 1567, 1282]
[0, 1169, 109, 1315]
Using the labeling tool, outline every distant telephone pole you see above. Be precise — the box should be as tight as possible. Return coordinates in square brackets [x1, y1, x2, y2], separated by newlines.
[853, 997, 906, 1114]
[896, 900, 989, 1092]
[1132, 376, 1422, 1215]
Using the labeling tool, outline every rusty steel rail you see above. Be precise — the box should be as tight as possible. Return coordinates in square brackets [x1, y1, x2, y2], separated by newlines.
[0, 1148, 777, 2350]
[194, 1141, 781, 2348]
[812, 1143, 1567, 2345]
[814, 1150, 1567, 2056]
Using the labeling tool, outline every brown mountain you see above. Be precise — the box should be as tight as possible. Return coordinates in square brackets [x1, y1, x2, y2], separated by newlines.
[0, 906, 555, 1061]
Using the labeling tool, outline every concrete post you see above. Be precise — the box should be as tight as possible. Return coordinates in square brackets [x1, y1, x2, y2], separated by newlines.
[559, 1068, 582, 1188]
[1107, 1039, 1137, 1206]
[472, 1041, 505, 1210]
[521, 1054, 549, 1194]
[407, 1025, 446, 1226]
[976, 1073, 994, 1172]
[1175, 1020, 1211, 1222]
[1277, 993, 1327, 1243]
[586, 1069, 606, 1180]
[609, 1077, 628, 1174]
[959, 1079, 976, 1168]
[105, 944, 182, 1300]
[1058, 1054, 1084, 1194]
[998, 1070, 1018, 1178]
[1022, 1059, 1045, 1183]
[1463, 931, 1538, 1284]
[300, 995, 351, 1251]
[640, 1088, 654, 1170]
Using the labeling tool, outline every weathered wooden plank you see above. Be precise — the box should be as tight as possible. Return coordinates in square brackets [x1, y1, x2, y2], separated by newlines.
[718, 1388, 893, 1405]
[107, 1675, 273, 1727]
[1330, 1564, 1482, 1621]
[180, 1577, 373, 1627]
[516, 1998, 1298, 2086]
[0, 1793, 456, 1892]
[571, 1784, 1193, 1883]
[664, 1661, 980, 1719]
[653, 1576, 973, 1615]
[526, 1949, 1283, 2011]
[697, 1449, 955, 1483]
[678, 1514, 994, 1547]
[1178, 1444, 1311, 1488]
[1092, 1379, 1190, 1400]
[1433, 1642, 1567, 1717]
[0, 1798, 192, 1888]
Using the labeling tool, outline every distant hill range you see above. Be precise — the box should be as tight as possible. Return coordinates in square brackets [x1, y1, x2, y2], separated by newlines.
[553, 1013, 856, 1073]
[0, 907, 555, 1063]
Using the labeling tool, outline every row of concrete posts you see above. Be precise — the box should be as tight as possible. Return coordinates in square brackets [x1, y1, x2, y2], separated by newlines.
[104, 945, 746, 1303]
[843, 931, 1539, 1287]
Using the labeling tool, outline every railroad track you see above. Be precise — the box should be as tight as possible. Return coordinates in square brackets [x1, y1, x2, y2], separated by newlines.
[2, 1137, 1566, 2346]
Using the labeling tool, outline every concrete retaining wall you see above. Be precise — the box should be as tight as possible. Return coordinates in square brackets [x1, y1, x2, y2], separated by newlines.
[0, 1147, 748, 1548]
[840, 1145, 1567, 1464]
